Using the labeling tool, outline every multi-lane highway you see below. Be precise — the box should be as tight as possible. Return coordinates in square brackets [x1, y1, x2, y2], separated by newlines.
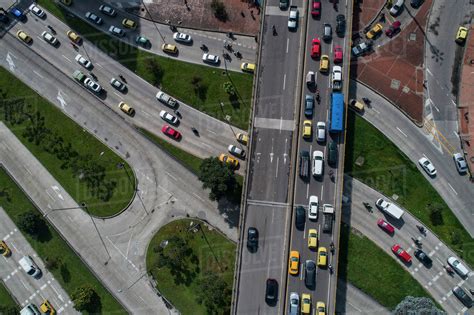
[288, 0, 352, 312]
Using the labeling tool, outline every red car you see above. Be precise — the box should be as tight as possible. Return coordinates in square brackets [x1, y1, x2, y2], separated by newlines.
[385, 20, 401, 37]
[311, 38, 321, 58]
[311, 0, 321, 17]
[377, 218, 395, 234]
[333, 45, 343, 63]
[391, 244, 412, 263]
[162, 125, 181, 139]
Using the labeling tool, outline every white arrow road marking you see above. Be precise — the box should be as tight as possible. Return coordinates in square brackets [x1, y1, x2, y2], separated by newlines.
[6, 52, 16, 71]
[51, 185, 64, 200]
[57, 90, 67, 109]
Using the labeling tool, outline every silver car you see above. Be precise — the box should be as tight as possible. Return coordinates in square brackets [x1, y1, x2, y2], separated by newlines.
[109, 25, 125, 37]
[75, 54, 92, 69]
[84, 78, 102, 93]
[202, 53, 219, 64]
[453, 152, 467, 173]
[418, 157, 436, 176]
[41, 31, 58, 46]
[228, 145, 245, 158]
[173, 32, 192, 43]
[288, 292, 299, 315]
[447, 256, 469, 278]
[110, 78, 126, 92]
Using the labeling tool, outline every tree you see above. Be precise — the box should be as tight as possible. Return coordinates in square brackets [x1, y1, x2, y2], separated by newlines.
[198, 157, 237, 201]
[428, 203, 443, 226]
[211, 0, 228, 21]
[71, 284, 101, 313]
[0, 305, 19, 315]
[223, 82, 236, 96]
[157, 235, 196, 284]
[393, 296, 445, 315]
[145, 59, 164, 86]
[17, 211, 48, 240]
[196, 272, 231, 314]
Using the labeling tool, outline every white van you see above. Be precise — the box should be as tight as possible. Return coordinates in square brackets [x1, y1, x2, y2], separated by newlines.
[312, 151, 324, 177]
[20, 303, 41, 315]
[19, 256, 42, 278]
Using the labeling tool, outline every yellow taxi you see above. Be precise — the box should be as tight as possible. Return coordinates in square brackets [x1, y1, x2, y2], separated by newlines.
[241, 62, 256, 73]
[118, 102, 135, 116]
[122, 18, 137, 29]
[308, 229, 318, 249]
[302, 120, 312, 138]
[301, 293, 311, 314]
[219, 154, 240, 168]
[0, 240, 11, 257]
[288, 250, 300, 275]
[17, 30, 32, 44]
[162, 43, 178, 54]
[317, 247, 327, 267]
[40, 300, 55, 315]
[455, 26, 468, 44]
[67, 30, 81, 44]
[319, 55, 329, 72]
[349, 99, 364, 112]
[366, 23, 383, 39]
[316, 301, 326, 315]
[236, 133, 249, 145]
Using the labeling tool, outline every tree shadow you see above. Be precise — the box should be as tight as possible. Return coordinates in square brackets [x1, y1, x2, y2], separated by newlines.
[60, 263, 71, 283]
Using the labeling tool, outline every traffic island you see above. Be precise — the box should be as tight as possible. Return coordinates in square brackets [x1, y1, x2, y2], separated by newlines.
[146, 219, 235, 315]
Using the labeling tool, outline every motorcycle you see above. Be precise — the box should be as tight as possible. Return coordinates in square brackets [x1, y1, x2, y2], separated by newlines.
[234, 51, 242, 59]
[191, 127, 199, 136]
[119, 74, 127, 83]
[200, 44, 208, 51]
[416, 225, 426, 234]
[174, 110, 182, 118]
[328, 264, 333, 274]
[363, 202, 372, 211]
[330, 242, 335, 254]
[47, 25, 56, 35]
[444, 265, 454, 274]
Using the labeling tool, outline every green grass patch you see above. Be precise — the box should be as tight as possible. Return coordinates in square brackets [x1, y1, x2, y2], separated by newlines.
[344, 112, 474, 267]
[0, 168, 125, 314]
[146, 219, 235, 315]
[338, 223, 432, 308]
[0, 281, 19, 314]
[38, 1, 253, 130]
[0, 67, 135, 217]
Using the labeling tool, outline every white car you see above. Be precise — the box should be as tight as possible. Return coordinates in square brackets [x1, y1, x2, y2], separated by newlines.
[173, 32, 192, 43]
[453, 153, 467, 173]
[29, 4, 45, 18]
[159, 110, 179, 125]
[99, 4, 117, 17]
[84, 78, 102, 93]
[109, 25, 125, 37]
[110, 78, 126, 92]
[308, 195, 319, 220]
[41, 31, 58, 46]
[228, 145, 245, 158]
[288, 292, 299, 315]
[447, 256, 469, 277]
[85, 11, 103, 25]
[418, 157, 436, 176]
[288, 6, 298, 30]
[75, 54, 92, 69]
[312, 150, 324, 177]
[316, 122, 326, 142]
[389, 0, 404, 16]
[202, 53, 219, 64]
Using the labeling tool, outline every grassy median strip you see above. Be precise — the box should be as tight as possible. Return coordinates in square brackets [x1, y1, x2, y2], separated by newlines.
[38, 1, 253, 130]
[338, 223, 432, 308]
[0, 67, 135, 217]
[146, 219, 235, 315]
[0, 281, 19, 314]
[0, 168, 125, 314]
[345, 112, 473, 267]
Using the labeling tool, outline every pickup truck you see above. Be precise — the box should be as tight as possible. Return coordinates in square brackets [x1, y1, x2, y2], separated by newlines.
[288, 6, 298, 30]
[322, 204, 334, 233]
[72, 70, 87, 84]
[375, 198, 404, 220]
[156, 91, 178, 108]
[332, 66, 342, 90]
[352, 41, 370, 56]
[299, 150, 310, 179]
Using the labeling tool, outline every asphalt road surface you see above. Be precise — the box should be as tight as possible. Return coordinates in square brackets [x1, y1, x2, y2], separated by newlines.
[59, 0, 257, 72]
[350, 81, 474, 236]
[0, 208, 78, 314]
[344, 177, 473, 314]
[4, 9, 246, 163]
[287, 0, 352, 313]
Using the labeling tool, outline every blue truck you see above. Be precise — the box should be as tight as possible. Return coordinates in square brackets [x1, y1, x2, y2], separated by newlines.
[329, 92, 344, 133]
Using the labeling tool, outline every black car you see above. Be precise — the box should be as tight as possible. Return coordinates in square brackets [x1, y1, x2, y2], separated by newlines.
[247, 227, 258, 252]
[414, 249, 432, 266]
[452, 286, 472, 308]
[304, 260, 316, 288]
[295, 206, 305, 230]
[299, 151, 310, 179]
[336, 14, 346, 36]
[410, 0, 423, 8]
[328, 141, 338, 166]
[265, 278, 278, 305]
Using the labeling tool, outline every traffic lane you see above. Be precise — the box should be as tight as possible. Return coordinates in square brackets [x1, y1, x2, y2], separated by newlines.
[236, 203, 290, 315]
[0, 208, 76, 313]
[247, 129, 293, 202]
[350, 81, 474, 235]
[59, 0, 256, 72]
[10, 16, 245, 161]
[343, 177, 470, 314]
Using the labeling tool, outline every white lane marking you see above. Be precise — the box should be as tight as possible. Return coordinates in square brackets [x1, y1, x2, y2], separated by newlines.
[33, 70, 44, 79]
[23, 165, 33, 175]
[372, 108, 380, 114]
[396, 127, 408, 137]
[447, 183, 457, 195]
[283, 74, 286, 90]
[275, 157, 279, 178]
[192, 192, 206, 202]
[6, 53, 16, 71]
[46, 190, 55, 201]
[320, 185, 324, 201]
[207, 129, 217, 135]
[113, 92, 123, 99]
[426, 68, 433, 76]
[95, 63, 103, 68]
[62, 55, 71, 63]
[432, 103, 440, 112]
[165, 171, 177, 181]
[286, 38, 290, 53]
[141, 110, 152, 117]
[453, 130, 458, 137]
[451, 100, 456, 107]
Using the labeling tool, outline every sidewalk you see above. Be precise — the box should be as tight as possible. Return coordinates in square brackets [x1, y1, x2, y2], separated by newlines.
[351, 0, 433, 124]
[458, 24, 474, 176]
